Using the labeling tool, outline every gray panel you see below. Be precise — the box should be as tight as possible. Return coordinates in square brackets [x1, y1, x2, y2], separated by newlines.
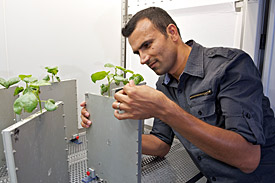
[20, 79, 78, 139]
[0, 86, 17, 167]
[2, 102, 69, 183]
[85, 93, 142, 183]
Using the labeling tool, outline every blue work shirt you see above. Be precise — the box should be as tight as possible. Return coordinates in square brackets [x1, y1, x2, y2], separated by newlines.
[151, 40, 275, 182]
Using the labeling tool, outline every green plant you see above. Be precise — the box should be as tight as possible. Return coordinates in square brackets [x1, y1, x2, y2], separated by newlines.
[0, 77, 20, 89]
[43, 66, 60, 82]
[13, 75, 57, 115]
[91, 63, 144, 96]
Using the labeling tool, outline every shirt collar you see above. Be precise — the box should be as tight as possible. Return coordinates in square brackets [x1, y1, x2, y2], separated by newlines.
[163, 40, 204, 86]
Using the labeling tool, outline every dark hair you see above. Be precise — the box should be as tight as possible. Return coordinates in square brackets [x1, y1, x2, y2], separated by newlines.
[122, 7, 181, 38]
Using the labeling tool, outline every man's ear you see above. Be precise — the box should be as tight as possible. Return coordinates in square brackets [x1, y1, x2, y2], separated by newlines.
[166, 24, 179, 41]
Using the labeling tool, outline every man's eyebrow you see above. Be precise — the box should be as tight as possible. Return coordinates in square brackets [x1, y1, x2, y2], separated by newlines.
[133, 50, 139, 55]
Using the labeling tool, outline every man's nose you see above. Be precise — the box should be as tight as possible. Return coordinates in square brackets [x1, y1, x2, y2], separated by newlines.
[140, 53, 150, 65]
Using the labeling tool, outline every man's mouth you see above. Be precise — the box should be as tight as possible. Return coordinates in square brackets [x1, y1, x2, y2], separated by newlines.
[148, 60, 157, 69]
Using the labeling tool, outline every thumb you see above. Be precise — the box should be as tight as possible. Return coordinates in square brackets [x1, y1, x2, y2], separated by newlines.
[129, 80, 135, 87]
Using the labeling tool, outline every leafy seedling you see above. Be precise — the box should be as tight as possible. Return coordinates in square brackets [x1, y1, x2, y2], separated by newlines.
[43, 66, 61, 82]
[0, 77, 20, 89]
[13, 74, 57, 115]
[91, 63, 144, 96]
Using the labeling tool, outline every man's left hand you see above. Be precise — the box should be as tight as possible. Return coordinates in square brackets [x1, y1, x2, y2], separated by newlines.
[112, 80, 166, 120]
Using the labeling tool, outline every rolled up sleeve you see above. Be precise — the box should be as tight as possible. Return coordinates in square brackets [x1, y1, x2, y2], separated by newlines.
[218, 52, 265, 145]
[150, 117, 175, 146]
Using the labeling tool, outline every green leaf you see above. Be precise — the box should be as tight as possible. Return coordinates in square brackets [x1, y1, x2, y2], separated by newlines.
[91, 71, 109, 83]
[115, 80, 120, 85]
[55, 76, 61, 82]
[23, 87, 33, 95]
[30, 80, 51, 87]
[116, 66, 126, 72]
[19, 75, 32, 80]
[0, 77, 20, 88]
[104, 63, 115, 68]
[114, 75, 128, 82]
[123, 80, 129, 85]
[45, 99, 57, 111]
[43, 75, 50, 81]
[130, 74, 144, 85]
[45, 66, 58, 76]
[13, 91, 38, 114]
[100, 84, 109, 95]
[125, 69, 134, 74]
[13, 100, 23, 115]
[14, 86, 24, 96]
[23, 76, 38, 83]
[7, 77, 20, 87]
[0, 78, 8, 88]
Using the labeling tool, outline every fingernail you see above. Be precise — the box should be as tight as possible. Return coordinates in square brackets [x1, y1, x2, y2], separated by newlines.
[86, 125, 90, 128]
[85, 112, 89, 117]
[87, 121, 92, 125]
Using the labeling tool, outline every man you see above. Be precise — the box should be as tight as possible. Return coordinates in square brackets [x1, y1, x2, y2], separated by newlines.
[81, 7, 275, 182]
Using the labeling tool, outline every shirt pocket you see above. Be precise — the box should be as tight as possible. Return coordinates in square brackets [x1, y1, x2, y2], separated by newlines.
[190, 100, 218, 126]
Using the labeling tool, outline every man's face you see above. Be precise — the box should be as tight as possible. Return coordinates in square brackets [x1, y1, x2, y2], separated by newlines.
[128, 18, 177, 75]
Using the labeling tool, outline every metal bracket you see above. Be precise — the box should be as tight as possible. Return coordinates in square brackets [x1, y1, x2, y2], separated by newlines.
[235, 0, 244, 12]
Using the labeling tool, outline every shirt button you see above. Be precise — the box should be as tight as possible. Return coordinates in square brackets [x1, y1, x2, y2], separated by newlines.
[198, 111, 202, 115]
[197, 156, 202, 161]
[211, 177, 216, 181]
[246, 113, 251, 119]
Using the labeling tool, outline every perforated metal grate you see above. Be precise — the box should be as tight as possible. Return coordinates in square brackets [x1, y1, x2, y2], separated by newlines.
[68, 132, 88, 183]
[0, 164, 9, 183]
[141, 140, 201, 183]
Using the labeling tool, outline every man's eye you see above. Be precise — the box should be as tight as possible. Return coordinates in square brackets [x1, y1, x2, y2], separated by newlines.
[144, 42, 150, 48]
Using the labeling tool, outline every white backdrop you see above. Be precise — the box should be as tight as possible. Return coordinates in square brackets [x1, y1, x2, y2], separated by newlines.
[0, 0, 122, 128]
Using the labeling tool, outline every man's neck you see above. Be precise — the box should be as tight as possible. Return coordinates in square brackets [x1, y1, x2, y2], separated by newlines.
[171, 42, 192, 81]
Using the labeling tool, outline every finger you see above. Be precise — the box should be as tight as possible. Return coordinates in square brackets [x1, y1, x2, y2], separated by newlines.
[114, 110, 134, 120]
[81, 107, 90, 118]
[129, 80, 135, 86]
[80, 114, 92, 125]
[81, 121, 90, 128]
[80, 101, 86, 107]
[112, 101, 119, 110]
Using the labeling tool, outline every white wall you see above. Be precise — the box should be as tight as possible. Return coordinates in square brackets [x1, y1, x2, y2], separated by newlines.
[0, 0, 122, 128]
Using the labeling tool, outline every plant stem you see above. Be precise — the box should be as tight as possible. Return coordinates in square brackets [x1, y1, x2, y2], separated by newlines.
[36, 90, 42, 113]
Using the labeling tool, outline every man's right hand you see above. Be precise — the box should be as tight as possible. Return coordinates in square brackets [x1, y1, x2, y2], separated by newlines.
[80, 101, 92, 128]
